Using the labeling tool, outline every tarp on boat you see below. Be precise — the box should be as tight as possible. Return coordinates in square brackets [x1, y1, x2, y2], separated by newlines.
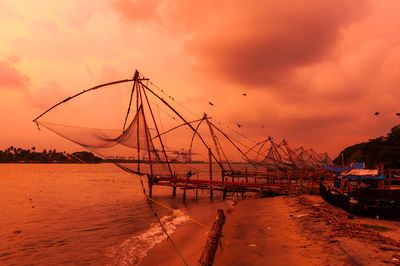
[342, 174, 386, 180]
[343, 169, 378, 176]
[324, 165, 352, 172]
[349, 162, 365, 169]
[324, 162, 365, 172]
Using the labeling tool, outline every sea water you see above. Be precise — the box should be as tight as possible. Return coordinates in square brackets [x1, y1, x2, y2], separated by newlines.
[0, 163, 232, 265]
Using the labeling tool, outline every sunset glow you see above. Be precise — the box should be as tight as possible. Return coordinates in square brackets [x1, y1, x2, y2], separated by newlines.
[1, 0, 400, 157]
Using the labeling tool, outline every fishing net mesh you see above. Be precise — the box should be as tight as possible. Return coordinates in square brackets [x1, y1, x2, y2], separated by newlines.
[37, 104, 171, 177]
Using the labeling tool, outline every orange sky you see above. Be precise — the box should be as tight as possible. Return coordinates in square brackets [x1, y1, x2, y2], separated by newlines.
[1, 0, 400, 158]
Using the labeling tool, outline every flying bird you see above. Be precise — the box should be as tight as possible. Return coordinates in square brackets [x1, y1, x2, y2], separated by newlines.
[208, 102, 214, 106]
[237, 123, 242, 128]
[374, 112, 380, 116]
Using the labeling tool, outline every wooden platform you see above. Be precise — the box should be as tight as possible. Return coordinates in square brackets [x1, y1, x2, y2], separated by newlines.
[150, 169, 328, 199]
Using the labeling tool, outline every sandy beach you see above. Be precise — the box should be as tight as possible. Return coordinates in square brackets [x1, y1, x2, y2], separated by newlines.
[140, 195, 400, 265]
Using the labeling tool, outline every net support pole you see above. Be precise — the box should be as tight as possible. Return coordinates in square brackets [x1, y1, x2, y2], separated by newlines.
[209, 148, 213, 199]
[223, 179, 227, 200]
[183, 173, 189, 200]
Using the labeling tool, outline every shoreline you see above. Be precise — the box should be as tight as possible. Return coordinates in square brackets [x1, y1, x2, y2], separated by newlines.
[139, 195, 400, 265]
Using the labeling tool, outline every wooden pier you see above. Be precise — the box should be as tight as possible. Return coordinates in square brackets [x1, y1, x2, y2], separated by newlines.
[150, 168, 330, 199]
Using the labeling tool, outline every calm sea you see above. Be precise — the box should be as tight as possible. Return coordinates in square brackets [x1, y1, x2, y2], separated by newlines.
[0, 163, 232, 265]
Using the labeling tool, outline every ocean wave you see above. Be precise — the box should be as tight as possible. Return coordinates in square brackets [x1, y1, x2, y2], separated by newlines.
[108, 211, 188, 265]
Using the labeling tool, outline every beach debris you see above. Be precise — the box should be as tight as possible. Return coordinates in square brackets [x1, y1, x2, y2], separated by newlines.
[242, 93, 247, 96]
[296, 214, 308, 218]
[347, 215, 354, 219]
[237, 123, 242, 128]
[208, 102, 214, 106]
[267, 227, 271, 230]
[296, 195, 400, 250]
[13, 230, 22, 234]
[396, 113, 400, 116]
[329, 240, 339, 243]
[392, 253, 400, 263]
[249, 244, 257, 247]
[375, 112, 380, 116]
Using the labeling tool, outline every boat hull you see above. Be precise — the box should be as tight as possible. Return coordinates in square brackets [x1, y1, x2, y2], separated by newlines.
[319, 183, 400, 219]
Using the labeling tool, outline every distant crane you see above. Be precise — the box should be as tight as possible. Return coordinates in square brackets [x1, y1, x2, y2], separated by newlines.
[170, 148, 200, 162]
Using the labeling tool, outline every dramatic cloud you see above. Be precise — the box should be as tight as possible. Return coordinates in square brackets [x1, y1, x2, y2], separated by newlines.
[26, 82, 67, 109]
[1, 0, 400, 157]
[171, 0, 371, 87]
[111, 0, 161, 23]
[0, 60, 30, 90]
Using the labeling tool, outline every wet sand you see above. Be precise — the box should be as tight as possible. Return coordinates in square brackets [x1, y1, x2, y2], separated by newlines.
[140, 195, 400, 265]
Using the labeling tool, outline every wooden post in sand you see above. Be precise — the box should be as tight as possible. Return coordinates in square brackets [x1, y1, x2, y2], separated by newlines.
[199, 209, 226, 266]
[209, 148, 213, 199]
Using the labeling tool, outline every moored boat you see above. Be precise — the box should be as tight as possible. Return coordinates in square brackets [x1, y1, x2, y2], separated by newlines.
[320, 168, 400, 219]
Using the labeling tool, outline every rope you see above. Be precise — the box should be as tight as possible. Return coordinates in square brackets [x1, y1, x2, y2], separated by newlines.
[147, 79, 259, 145]
[153, 212, 188, 266]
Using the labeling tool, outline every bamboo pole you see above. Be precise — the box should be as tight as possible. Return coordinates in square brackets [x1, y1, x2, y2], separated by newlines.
[209, 148, 213, 199]
[199, 209, 226, 266]
[196, 174, 199, 199]
[223, 179, 227, 200]
[183, 174, 189, 200]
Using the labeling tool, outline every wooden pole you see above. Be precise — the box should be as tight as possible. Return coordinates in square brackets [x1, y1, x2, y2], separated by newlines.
[277, 170, 280, 184]
[209, 148, 213, 199]
[183, 174, 189, 200]
[223, 179, 227, 200]
[196, 174, 199, 199]
[199, 209, 226, 266]
[148, 174, 153, 197]
[172, 172, 176, 196]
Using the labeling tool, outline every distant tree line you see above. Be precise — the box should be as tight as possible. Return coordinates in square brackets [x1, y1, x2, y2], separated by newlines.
[334, 125, 400, 169]
[0, 146, 102, 163]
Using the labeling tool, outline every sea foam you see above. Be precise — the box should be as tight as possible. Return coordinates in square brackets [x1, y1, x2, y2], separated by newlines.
[108, 211, 188, 265]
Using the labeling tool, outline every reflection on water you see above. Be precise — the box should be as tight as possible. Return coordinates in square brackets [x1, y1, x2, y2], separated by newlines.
[0, 163, 232, 265]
